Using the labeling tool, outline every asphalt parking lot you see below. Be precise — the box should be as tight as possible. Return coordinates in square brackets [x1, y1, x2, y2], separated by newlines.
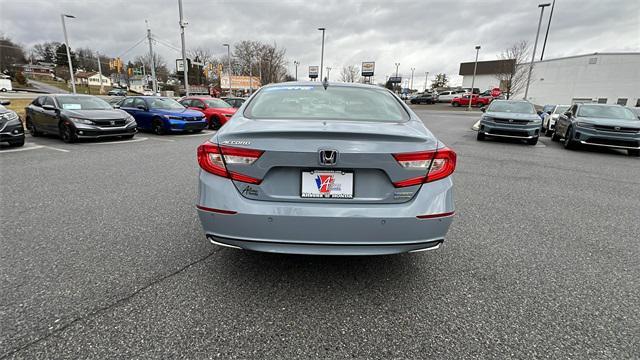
[1, 108, 638, 359]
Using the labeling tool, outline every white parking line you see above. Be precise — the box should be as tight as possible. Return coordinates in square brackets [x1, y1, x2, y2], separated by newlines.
[147, 137, 175, 142]
[41, 145, 71, 152]
[0, 145, 44, 153]
[79, 137, 149, 145]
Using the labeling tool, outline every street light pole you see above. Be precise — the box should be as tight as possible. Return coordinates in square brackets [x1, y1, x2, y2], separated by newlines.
[318, 27, 325, 80]
[178, 0, 189, 96]
[96, 51, 104, 94]
[293, 60, 299, 81]
[60, 14, 76, 94]
[394, 62, 400, 94]
[468, 45, 481, 111]
[223, 43, 231, 96]
[540, 0, 555, 60]
[410, 67, 415, 91]
[524, 3, 551, 100]
[424, 71, 429, 92]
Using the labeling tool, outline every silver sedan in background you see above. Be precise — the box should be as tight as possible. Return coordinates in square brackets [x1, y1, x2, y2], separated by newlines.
[196, 82, 457, 255]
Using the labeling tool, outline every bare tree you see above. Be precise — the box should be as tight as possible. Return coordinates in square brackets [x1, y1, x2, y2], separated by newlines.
[32, 41, 60, 63]
[340, 65, 360, 82]
[188, 47, 214, 66]
[232, 40, 288, 85]
[495, 41, 530, 99]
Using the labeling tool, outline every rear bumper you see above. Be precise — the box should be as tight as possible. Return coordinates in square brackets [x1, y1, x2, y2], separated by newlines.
[573, 127, 640, 150]
[197, 171, 455, 255]
[480, 121, 540, 139]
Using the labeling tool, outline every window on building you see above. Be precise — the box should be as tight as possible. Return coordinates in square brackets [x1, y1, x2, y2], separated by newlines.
[597, 98, 607, 104]
[588, 57, 598, 64]
[617, 98, 628, 106]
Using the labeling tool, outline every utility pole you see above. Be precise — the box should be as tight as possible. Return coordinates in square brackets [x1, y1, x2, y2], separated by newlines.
[60, 14, 76, 93]
[394, 62, 400, 94]
[223, 43, 231, 96]
[468, 45, 481, 111]
[410, 67, 415, 90]
[540, 0, 555, 60]
[424, 71, 429, 92]
[293, 60, 299, 81]
[318, 27, 326, 80]
[96, 51, 104, 94]
[146, 20, 158, 94]
[178, 0, 189, 96]
[524, 3, 551, 100]
[326, 67, 331, 81]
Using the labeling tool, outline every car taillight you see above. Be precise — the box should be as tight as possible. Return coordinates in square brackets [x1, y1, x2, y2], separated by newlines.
[392, 146, 456, 187]
[197, 141, 264, 184]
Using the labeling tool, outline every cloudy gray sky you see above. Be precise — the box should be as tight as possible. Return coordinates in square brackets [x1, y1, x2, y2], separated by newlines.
[2, 0, 639, 85]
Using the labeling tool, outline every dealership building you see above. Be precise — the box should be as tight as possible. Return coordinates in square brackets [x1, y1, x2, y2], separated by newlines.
[459, 52, 640, 107]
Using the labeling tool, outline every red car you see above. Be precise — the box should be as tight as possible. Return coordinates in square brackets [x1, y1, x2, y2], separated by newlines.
[451, 94, 492, 107]
[179, 96, 236, 129]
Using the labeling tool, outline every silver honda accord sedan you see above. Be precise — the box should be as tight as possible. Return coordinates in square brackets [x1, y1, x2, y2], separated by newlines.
[196, 82, 456, 255]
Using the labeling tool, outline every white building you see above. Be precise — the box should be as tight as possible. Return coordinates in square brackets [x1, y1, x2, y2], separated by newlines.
[75, 72, 112, 87]
[459, 52, 640, 106]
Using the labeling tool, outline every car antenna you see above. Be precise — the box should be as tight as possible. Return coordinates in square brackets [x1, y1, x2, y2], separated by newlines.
[322, 77, 329, 90]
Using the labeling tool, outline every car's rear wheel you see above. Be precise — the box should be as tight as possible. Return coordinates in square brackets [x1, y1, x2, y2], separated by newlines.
[152, 118, 165, 135]
[476, 131, 485, 141]
[628, 149, 640, 157]
[59, 122, 76, 143]
[27, 118, 41, 137]
[563, 126, 577, 150]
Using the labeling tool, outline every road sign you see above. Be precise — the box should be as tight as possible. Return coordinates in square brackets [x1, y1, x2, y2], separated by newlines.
[309, 66, 319, 79]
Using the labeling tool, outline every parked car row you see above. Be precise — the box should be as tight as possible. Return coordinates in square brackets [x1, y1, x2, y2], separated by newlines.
[476, 100, 640, 156]
[10, 93, 245, 145]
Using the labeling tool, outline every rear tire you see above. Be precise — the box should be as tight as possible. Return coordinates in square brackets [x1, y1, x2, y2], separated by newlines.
[476, 131, 485, 141]
[208, 117, 221, 130]
[59, 122, 76, 143]
[527, 136, 539, 146]
[628, 149, 640, 157]
[9, 139, 25, 147]
[27, 118, 41, 137]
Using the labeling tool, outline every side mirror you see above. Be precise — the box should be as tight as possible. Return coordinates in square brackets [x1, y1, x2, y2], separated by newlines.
[0, 100, 10, 106]
[563, 111, 572, 117]
[43, 104, 56, 111]
[136, 104, 147, 111]
[480, 107, 486, 112]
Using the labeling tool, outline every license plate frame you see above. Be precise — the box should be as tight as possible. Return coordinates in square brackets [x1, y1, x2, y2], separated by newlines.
[300, 170, 354, 199]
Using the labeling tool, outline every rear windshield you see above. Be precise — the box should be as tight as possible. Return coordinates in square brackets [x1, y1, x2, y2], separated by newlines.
[577, 105, 637, 120]
[56, 96, 112, 110]
[487, 101, 535, 114]
[244, 85, 409, 121]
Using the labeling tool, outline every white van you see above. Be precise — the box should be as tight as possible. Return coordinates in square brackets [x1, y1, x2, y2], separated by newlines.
[0, 79, 12, 92]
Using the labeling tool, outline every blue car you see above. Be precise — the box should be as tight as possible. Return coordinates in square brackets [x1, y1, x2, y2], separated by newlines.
[118, 96, 207, 135]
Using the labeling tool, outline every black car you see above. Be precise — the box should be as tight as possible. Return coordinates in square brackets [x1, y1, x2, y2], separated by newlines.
[553, 103, 640, 156]
[0, 100, 25, 147]
[108, 88, 127, 96]
[410, 93, 436, 104]
[25, 94, 137, 143]
[221, 97, 246, 108]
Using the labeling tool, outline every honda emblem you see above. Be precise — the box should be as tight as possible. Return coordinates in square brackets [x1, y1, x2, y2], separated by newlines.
[319, 150, 338, 165]
[110, 120, 116, 126]
[614, 126, 621, 131]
